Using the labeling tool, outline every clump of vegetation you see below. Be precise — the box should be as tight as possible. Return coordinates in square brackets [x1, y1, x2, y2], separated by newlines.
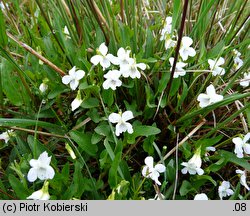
[0, 0, 249, 200]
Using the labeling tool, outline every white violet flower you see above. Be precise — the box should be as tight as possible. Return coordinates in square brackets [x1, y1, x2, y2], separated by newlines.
[114, 47, 133, 68]
[233, 49, 241, 57]
[160, 17, 177, 50]
[232, 133, 250, 158]
[205, 146, 216, 157]
[62, 66, 85, 90]
[0, 130, 14, 143]
[234, 57, 243, 70]
[194, 193, 209, 200]
[240, 72, 250, 87]
[169, 57, 187, 78]
[148, 193, 166, 200]
[142, 156, 166, 185]
[63, 26, 71, 39]
[90, 43, 117, 70]
[233, 49, 243, 70]
[103, 70, 122, 90]
[208, 57, 225, 76]
[236, 169, 249, 191]
[164, 36, 177, 50]
[181, 150, 204, 175]
[27, 151, 55, 182]
[160, 17, 173, 40]
[39, 83, 48, 93]
[206, 146, 216, 152]
[120, 59, 146, 79]
[27, 181, 50, 200]
[71, 90, 83, 111]
[108, 110, 134, 136]
[218, 181, 234, 200]
[197, 84, 223, 108]
[179, 36, 196, 61]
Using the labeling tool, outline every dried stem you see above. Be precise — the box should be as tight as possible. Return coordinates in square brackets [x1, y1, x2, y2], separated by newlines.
[7, 32, 66, 76]
[166, 0, 189, 97]
[161, 118, 206, 162]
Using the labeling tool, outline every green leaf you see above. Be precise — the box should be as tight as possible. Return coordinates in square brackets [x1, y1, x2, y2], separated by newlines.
[172, 0, 181, 34]
[94, 123, 111, 137]
[86, 108, 101, 123]
[177, 80, 188, 109]
[0, 118, 65, 134]
[219, 150, 250, 171]
[144, 29, 153, 58]
[142, 136, 155, 155]
[191, 0, 218, 37]
[127, 125, 161, 144]
[206, 158, 227, 173]
[48, 86, 68, 99]
[0, 179, 9, 199]
[145, 85, 157, 108]
[170, 78, 181, 97]
[157, 72, 169, 94]
[207, 41, 225, 59]
[81, 97, 99, 109]
[177, 92, 250, 124]
[166, 159, 175, 183]
[0, 60, 30, 106]
[104, 138, 125, 179]
[91, 132, 103, 144]
[109, 151, 122, 188]
[69, 131, 98, 156]
[8, 174, 30, 199]
[61, 161, 85, 199]
[179, 180, 196, 196]
[229, 182, 241, 200]
[0, 9, 8, 47]
[192, 175, 217, 187]
[196, 135, 223, 150]
[107, 180, 130, 200]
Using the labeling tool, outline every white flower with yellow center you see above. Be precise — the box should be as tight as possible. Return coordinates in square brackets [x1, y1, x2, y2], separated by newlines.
[108, 110, 134, 136]
[142, 156, 166, 185]
[90, 43, 117, 70]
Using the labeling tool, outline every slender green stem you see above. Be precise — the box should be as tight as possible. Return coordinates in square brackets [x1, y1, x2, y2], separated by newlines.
[33, 101, 43, 158]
